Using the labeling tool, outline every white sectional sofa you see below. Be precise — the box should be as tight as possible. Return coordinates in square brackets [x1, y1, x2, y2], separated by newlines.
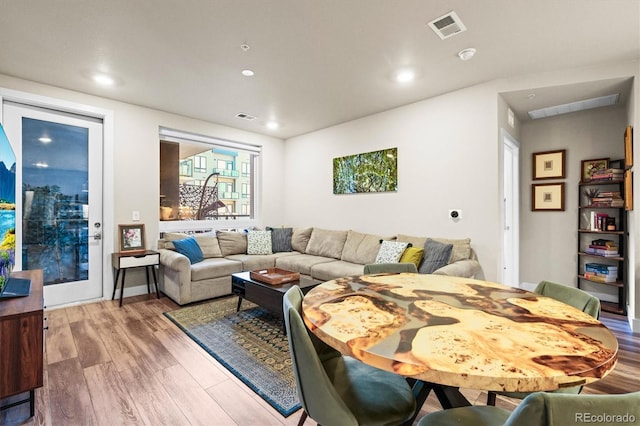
[157, 227, 481, 305]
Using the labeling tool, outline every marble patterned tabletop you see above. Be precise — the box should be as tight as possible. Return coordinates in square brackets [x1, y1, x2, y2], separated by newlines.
[302, 273, 618, 393]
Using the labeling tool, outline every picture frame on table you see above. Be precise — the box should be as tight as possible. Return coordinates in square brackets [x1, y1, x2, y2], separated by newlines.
[118, 224, 146, 253]
[581, 158, 609, 183]
[532, 183, 565, 211]
[532, 149, 566, 180]
[624, 125, 633, 170]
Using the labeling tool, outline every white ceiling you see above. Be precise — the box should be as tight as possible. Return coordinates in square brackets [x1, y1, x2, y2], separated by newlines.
[0, 1, 638, 139]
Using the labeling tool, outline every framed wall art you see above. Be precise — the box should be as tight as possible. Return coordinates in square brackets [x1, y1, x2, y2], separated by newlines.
[581, 158, 609, 183]
[624, 125, 633, 170]
[532, 183, 565, 211]
[118, 224, 146, 253]
[532, 149, 566, 180]
[333, 147, 397, 194]
[624, 170, 633, 211]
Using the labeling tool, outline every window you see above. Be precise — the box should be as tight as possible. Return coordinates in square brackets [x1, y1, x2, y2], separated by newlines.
[194, 156, 207, 173]
[159, 127, 259, 224]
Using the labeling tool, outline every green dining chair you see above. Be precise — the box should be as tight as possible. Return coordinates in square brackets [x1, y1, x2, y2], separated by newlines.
[418, 391, 640, 426]
[487, 280, 601, 406]
[363, 262, 418, 274]
[283, 286, 417, 426]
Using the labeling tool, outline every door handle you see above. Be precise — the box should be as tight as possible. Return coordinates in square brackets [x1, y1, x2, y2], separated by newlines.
[90, 232, 102, 240]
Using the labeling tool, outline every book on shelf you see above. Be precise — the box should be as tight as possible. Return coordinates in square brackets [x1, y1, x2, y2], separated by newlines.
[585, 262, 618, 272]
[585, 247, 619, 256]
[583, 273, 618, 283]
[589, 168, 624, 181]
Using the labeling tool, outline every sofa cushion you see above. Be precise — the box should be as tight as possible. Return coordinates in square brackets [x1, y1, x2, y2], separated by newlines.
[397, 234, 471, 263]
[190, 258, 243, 281]
[306, 228, 348, 259]
[375, 241, 409, 263]
[341, 231, 386, 265]
[291, 227, 313, 253]
[430, 237, 471, 263]
[217, 231, 248, 256]
[160, 232, 190, 250]
[267, 227, 293, 252]
[276, 254, 336, 276]
[226, 252, 297, 271]
[399, 246, 424, 268]
[247, 230, 273, 255]
[194, 234, 223, 258]
[311, 260, 364, 282]
[420, 238, 453, 274]
[172, 237, 204, 264]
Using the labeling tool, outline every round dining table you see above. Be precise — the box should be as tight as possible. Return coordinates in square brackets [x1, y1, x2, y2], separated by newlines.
[301, 273, 618, 407]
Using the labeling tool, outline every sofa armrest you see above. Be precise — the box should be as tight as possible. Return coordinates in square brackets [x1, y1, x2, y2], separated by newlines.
[159, 249, 191, 274]
[432, 259, 481, 278]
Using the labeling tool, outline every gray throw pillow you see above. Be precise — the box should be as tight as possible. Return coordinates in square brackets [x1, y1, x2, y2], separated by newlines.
[419, 238, 453, 274]
[267, 227, 293, 252]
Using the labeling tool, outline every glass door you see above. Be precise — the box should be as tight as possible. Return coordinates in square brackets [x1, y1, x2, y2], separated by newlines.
[3, 103, 103, 306]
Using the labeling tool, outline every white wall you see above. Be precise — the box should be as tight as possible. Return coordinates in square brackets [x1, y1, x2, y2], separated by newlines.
[284, 83, 503, 281]
[0, 73, 286, 299]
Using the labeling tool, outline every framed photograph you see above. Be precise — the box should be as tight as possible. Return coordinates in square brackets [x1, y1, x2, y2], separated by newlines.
[532, 149, 566, 180]
[624, 170, 633, 211]
[581, 158, 609, 183]
[532, 183, 565, 211]
[624, 125, 633, 170]
[118, 224, 146, 253]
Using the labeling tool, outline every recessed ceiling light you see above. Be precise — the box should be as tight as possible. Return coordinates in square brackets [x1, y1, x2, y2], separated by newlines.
[457, 48, 476, 61]
[93, 73, 115, 86]
[266, 121, 279, 130]
[38, 137, 52, 143]
[241, 69, 255, 77]
[395, 70, 416, 83]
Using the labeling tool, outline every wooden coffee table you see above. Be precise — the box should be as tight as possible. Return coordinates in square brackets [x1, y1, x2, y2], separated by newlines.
[231, 271, 319, 316]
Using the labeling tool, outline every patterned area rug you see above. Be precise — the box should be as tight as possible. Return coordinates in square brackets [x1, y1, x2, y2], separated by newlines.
[163, 297, 301, 417]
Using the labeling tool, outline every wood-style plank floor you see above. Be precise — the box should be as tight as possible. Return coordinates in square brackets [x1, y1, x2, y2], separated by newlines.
[1, 294, 638, 425]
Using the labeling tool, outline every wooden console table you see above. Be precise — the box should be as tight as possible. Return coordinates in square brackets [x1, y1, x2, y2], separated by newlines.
[0, 269, 44, 418]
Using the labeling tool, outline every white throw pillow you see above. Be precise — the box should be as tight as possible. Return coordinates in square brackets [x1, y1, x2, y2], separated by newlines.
[247, 230, 273, 255]
[374, 241, 409, 264]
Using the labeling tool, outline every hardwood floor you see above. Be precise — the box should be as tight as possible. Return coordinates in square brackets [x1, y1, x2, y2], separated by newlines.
[1, 295, 638, 425]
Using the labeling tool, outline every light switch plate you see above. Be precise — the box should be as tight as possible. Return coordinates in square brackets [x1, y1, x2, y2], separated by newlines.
[132, 210, 140, 221]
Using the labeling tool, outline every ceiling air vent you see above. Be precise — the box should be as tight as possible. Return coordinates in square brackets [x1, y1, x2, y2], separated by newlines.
[235, 112, 257, 121]
[427, 11, 467, 40]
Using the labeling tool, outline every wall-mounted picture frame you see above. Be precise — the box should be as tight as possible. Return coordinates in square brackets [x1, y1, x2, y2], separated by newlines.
[333, 147, 398, 194]
[532, 183, 565, 211]
[581, 158, 609, 183]
[624, 170, 633, 211]
[118, 224, 146, 253]
[532, 149, 566, 180]
[624, 125, 633, 170]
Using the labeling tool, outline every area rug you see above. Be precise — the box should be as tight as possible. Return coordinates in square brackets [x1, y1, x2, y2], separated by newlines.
[163, 296, 301, 417]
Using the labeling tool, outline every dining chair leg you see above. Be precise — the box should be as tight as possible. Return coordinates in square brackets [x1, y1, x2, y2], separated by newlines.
[297, 410, 308, 426]
[487, 391, 497, 406]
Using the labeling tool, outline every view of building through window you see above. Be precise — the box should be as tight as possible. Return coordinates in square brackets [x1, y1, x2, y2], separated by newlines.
[160, 135, 256, 222]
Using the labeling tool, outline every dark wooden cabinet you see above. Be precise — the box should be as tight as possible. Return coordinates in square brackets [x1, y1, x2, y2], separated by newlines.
[0, 270, 44, 416]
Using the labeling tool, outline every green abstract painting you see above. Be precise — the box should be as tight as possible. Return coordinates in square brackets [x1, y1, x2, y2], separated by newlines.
[333, 147, 397, 194]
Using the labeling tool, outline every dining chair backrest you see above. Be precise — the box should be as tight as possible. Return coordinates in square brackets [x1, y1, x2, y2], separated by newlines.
[420, 391, 640, 426]
[534, 280, 601, 319]
[363, 262, 418, 274]
[505, 391, 640, 426]
[283, 286, 359, 426]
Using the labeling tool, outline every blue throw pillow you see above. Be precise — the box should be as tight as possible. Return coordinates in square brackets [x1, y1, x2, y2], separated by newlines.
[172, 236, 204, 264]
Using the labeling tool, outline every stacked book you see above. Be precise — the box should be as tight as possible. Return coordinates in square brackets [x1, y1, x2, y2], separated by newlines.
[589, 168, 624, 182]
[589, 190, 624, 208]
[585, 238, 619, 257]
[584, 262, 618, 283]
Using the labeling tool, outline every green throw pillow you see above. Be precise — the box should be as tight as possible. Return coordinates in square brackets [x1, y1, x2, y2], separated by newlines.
[400, 247, 424, 268]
